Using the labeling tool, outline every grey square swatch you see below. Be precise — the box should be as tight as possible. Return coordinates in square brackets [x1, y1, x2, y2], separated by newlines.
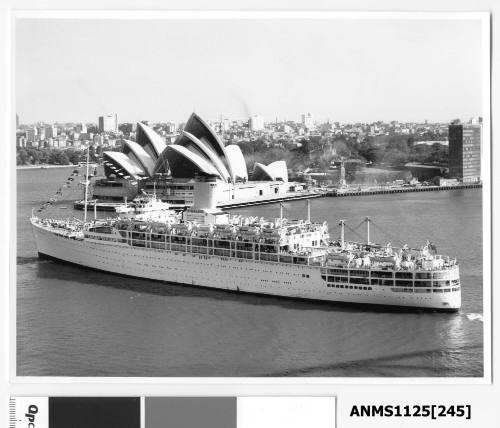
[146, 397, 237, 428]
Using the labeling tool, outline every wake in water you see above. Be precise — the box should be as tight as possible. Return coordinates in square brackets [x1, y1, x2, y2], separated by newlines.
[466, 313, 483, 322]
[263, 344, 484, 377]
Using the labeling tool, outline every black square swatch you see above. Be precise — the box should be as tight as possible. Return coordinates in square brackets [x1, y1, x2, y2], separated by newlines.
[49, 397, 140, 428]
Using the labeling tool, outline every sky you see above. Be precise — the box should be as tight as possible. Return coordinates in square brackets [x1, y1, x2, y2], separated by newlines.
[15, 17, 484, 125]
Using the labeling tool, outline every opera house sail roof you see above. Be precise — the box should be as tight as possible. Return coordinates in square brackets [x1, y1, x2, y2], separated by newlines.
[101, 113, 287, 187]
[183, 113, 235, 182]
[123, 140, 156, 177]
[154, 130, 231, 181]
[225, 144, 248, 182]
[162, 145, 222, 179]
[136, 122, 166, 160]
[103, 121, 165, 181]
[154, 113, 250, 183]
[252, 160, 289, 182]
[103, 151, 146, 180]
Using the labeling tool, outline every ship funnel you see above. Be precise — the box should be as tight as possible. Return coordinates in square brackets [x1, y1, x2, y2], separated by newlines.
[192, 177, 222, 210]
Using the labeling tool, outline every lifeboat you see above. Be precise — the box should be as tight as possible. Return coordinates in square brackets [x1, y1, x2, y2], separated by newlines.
[327, 251, 351, 261]
[401, 260, 415, 270]
[133, 223, 148, 232]
[197, 224, 213, 237]
[151, 223, 168, 234]
[174, 223, 192, 236]
[370, 254, 398, 264]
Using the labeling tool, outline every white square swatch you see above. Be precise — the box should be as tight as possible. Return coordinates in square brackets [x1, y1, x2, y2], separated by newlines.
[237, 397, 335, 428]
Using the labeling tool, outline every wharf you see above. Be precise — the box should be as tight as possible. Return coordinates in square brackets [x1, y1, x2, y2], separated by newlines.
[74, 191, 322, 211]
[218, 191, 322, 209]
[323, 183, 482, 197]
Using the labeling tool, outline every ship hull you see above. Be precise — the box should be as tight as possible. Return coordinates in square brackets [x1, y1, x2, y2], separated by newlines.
[32, 223, 461, 311]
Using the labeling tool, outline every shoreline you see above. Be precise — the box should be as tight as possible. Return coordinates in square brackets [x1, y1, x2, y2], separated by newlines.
[17, 164, 78, 170]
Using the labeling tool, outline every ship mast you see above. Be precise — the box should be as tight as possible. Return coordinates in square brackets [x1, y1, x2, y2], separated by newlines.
[339, 219, 345, 250]
[83, 145, 90, 223]
[365, 216, 371, 245]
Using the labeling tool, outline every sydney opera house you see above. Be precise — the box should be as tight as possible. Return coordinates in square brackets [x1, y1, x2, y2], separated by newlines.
[92, 112, 304, 208]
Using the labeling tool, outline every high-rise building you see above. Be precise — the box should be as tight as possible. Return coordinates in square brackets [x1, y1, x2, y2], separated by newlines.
[98, 114, 118, 133]
[166, 122, 177, 133]
[94, 134, 105, 145]
[26, 127, 37, 143]
[17, 135, 26, 147]
[248, 115, 264, 132]
[448, 123, 481, 182]
[75, 123, 87, 133]
[37, 126, 46, 141]
[45, 124, 58, 138]
[301, 113, 314, 130]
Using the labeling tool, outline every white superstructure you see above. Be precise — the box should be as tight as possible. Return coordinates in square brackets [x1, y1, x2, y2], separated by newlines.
[115, 192, 180, 222]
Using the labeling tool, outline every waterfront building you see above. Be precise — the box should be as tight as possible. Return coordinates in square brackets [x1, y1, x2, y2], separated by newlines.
[448, 123, 481, 182]
[248, 115, 265, 132]
[98, 114, 118, 133]
[89, 112, 303, 207]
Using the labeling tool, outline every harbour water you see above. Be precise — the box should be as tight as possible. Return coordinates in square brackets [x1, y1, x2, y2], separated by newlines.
[16, 167, 484, 377]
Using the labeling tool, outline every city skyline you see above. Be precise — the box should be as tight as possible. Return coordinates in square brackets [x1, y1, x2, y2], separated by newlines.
[16, 17, 484, 124]
[15, 113, 482, 127]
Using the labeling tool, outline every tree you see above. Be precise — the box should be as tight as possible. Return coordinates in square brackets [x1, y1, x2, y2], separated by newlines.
[297, 138, 310, 155]
[345, 161, 363, 181]
[382, 149, 408, 166]
[332, 140, 351, 158]
[318, 153, 334, 172]
[48, 149, 70, 165]
[358, 139, 383, 163]
[16, 147, 29, 165]
[66, 149, 84, 164]
[387, 135, 409, 153]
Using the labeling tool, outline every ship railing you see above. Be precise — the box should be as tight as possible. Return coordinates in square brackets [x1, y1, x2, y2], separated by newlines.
[37, 217, 86, 236]
[116, 229, 327, 265]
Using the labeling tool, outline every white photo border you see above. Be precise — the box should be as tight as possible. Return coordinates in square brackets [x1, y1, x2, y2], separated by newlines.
[8, 9, 492, 386]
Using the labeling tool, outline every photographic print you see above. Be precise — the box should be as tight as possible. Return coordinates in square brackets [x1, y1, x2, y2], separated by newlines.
[15, 12, 489, 377]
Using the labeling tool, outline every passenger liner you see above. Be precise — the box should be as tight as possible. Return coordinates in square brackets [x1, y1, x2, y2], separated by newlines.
[31, 202, 461, 311]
